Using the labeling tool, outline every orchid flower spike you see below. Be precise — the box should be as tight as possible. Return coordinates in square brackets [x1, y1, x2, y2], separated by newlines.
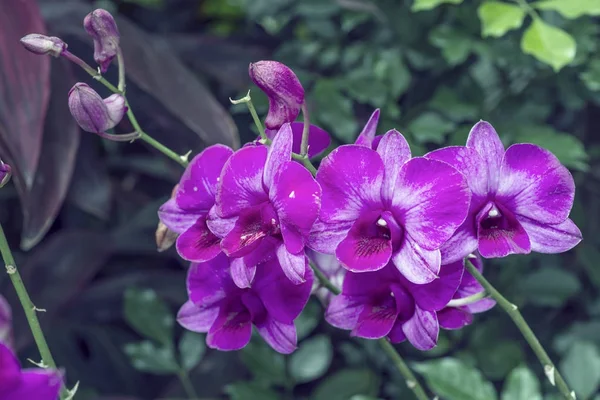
[84, 9, 120, 73]
[20, 34, 67, 58]
[68, 83, 126, 135]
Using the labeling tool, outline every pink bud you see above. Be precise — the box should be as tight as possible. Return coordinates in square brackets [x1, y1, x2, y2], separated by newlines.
[249, 61, 305, 130]
[68, 83, 126, 134]
[0, 161, 11, 188]
[84, 9, 120, 73]
[20, 34, 67, 57]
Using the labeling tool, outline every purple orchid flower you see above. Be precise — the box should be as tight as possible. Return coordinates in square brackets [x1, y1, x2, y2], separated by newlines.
[0, 295, 13, 350]
[426, 121, 582, 262]
[354, 108, 382, 149]
[309, 130, 470, 284]
[0, 342, 62, 400]
[177, 253, 313, 354]
[212, 123, 321, 287]
[158, 145, 233, 262]
[265, 122, 331, 158]
[326, 260, 463, 350]
[307, 250, 345, 306]
[437, 254, 495, 330]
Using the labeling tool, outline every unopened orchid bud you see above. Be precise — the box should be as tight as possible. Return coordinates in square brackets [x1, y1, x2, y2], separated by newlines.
[68, 83, 126, 134]
[20, 34, 67, 57]
[84, 9, 120, 73]
[0, 162, 11, 188]
[249, 60, 305, 130]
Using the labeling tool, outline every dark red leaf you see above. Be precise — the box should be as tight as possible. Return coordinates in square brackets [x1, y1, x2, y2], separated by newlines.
[0, 0, 50, 189]
[20, 59, 80, 249]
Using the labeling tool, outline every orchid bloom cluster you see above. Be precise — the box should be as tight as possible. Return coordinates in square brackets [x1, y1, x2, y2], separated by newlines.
[156, 61, 581, 354]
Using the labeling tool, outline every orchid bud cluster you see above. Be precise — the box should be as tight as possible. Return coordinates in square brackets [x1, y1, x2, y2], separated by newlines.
[21, 9, 128, 139]
[159, 60, 582, 353]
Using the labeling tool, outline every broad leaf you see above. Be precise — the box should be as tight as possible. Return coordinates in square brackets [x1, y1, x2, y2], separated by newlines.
[289, 335, 333, 383]
[123, 288, 174, 346]
[518, 267, 581, 308]
[311, 369, 380, 400]
[412, 0, 464, 12]
[240, 340, 287, 386]
[414, 358, 497, 400]
[560, 341, 600, 399]
[501, 366, 542, 400]
[408, 112, 456, 144]
[0, 0, 49, 189]
[225, 382, 280, 400]
[178, 331, 206, 371]
[478, 2, 526, 38]
[124, 341, 179, 374]
[533, 0, 600, 19]
[521, 19, 576, 71]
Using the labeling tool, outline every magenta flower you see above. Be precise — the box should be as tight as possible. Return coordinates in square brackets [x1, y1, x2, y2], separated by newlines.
[0, 295, 13, 350]
[326, 260, 463, 350]
[0, 342, 62, 400]
[84, 9, 120, 73]
[307, 250, 345, 306]
[426, 121, 582, 262]
[177, 253, 313, 354]
[68, 83, 126, 134]
[158, 145, 233, 262]
[249, 61, 304, 131]
[265, 122, 331, 158]
[310, 130, 470, 284]
[354, 108, 382, 149]
[213, 124, 321, 286]
[437, 254, 495, 330]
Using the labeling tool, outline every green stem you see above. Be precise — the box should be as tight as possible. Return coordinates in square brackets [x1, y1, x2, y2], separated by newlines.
[300, 104, 310, 158]
[307, 262, 430, 400]
[0, 223, 67, 399]
[178, 369, 198, 399]
[512, 0, 539, 19]
[245, 98, 267, 142]
[446, 291, 488, 308]
[378, 340, 430, 400]
[65, 50, 188, 168]
[464, 259, 574, 400]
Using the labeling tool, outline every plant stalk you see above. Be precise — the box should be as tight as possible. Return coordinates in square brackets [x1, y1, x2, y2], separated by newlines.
[464, 259, 574, 400]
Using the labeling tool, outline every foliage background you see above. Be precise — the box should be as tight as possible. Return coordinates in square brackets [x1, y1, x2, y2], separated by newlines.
[0, 0, 599, 399]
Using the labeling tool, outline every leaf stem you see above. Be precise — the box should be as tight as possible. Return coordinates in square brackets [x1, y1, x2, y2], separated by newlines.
[464, 259, 575, 400]
[300, 103, 310, 157]
[307, 262, 430, 400]
[512, 0, 539, 19]
[117, 47, 126, 93]
[0, 222, 67, 399]
[178, 369, 199, 399]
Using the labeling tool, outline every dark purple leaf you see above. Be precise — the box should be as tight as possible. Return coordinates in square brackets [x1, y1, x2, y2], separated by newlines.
[0, 0, 50, 188]
[5, 229, 114, 350]
[168, 34, 268, 91]
[20, 59, 80, 249]
[67, 132, 112, 219]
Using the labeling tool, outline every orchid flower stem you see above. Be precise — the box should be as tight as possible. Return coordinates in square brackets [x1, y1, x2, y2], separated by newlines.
[307, 262, 430, 400]
[300, 104, 310, 157]
[0, 222, 67, 400]
[464, 260, 574, 400]
[66, 51, 188, 168]
[378, 339, 430, 400]
[245, 98, 267, 142]
[446, 291, 488, 308]
[178, 369, 198, 399]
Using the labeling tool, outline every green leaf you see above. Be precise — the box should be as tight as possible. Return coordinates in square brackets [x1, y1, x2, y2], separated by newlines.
[580, 58, 600, 92]
[429, 87, 478, 121]
[412, 0, 464, 12]
[295, 300, 321, 341]
[178, 331, 206, 371]
[521, 19, 576, 71]
[478, 2, 526, 38]
[311, 80, 358, 143]
[533, 0, 600, 19]
[123, 288, 174, 347]
[514, 125, 589, 171]
[408, 112, 456, 144]
[476, 341, 524, 380]
[560, 341, 600, 399]
[290, 335, 333, 383]
[518, 267, 581, 307]
[311, 369, 380, 400]
[501, 366, 542, 400]
[341, 70, 389, 108]
[554, 321, 600, 354]
[240, 341, 287, 386]
[225, 382, 281, 400]
[123, 341, 179, 374]
[429, 26, 473, 65]
[413, 358, 497, 400]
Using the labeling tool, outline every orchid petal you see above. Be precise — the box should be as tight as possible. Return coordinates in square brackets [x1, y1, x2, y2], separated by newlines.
[355, 109, 380, 148]
[230, 257, 257, 289]
[256, 317, 297, 354]
[276, 244, 306, 284]
[264, 123, 293, 188]
[176, 217, 221, 262]
[376, 130, 411, 203]
[437, 308, 473, 330]
[392, 238, 441, 284]
[177, 301, 219, 332]
[477, 202, 531, 258]
[402, 307, 439, 350]
[519, 217, 582, 253]
[466, 121, 504, 192]
[158, 198, 200, 234]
